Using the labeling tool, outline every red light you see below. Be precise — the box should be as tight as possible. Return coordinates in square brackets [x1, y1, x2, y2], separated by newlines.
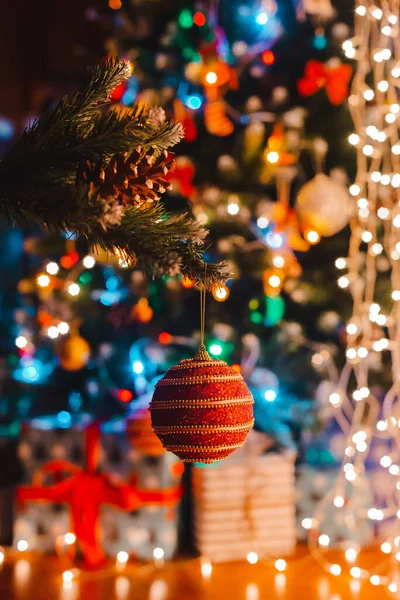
[118, 389, 133, 403]
[60, 252, 79, 269]
[262, 50, 275, 65]
[110, 81, 127, 102]
[193, 11, 206, 26]
[159, 332, 172, 345]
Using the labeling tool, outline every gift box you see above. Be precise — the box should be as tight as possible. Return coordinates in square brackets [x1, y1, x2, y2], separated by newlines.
[14, 417, 182, 561]
[192, 431, 296, 562]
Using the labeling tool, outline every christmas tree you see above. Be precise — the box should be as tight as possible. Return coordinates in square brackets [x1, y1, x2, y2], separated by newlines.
[0, 1, 366, 454]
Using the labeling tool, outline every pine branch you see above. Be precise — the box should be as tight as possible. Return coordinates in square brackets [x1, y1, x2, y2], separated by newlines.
[0, 58, 228, 286]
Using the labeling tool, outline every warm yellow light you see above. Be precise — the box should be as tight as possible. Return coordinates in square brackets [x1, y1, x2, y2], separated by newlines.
[83, 256, 96, 269]
[46, 262, 59, 275]
[65, 533, 76, 545]
[269, 275, 281, 288]
[329, 393, 342, 407]
[68, 283, 80, 296]
[266, 151, 280, 164]
[346, 548, 358, 563]
[333, 495, 345, 507]
[247, 552, 259, 564]
[227, 202, 239, 215]
[275, 559, 286, 572]
[62, 571, 74, 583]
[330, 564, 341, 576]
[17, 540, 28, 552]
[205, 71, 218, 84]
[37, 274, 51, 288]
[272, 256, 285, 268]
[305, 229, 320, 244]
[338, 276, 349, 288]
[348, 133, 360, 145]
[318, 534, 330, 547]
[335, 258, 346, 269]
[212, 284, 230, 302]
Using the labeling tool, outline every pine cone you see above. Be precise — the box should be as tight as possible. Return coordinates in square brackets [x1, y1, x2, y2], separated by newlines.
[78, 148, 175, 207]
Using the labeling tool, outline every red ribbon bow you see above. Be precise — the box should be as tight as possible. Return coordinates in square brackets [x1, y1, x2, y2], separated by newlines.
[297, 60, 352, 105]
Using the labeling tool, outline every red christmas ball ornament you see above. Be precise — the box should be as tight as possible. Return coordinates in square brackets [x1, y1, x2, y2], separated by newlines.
[126, 408, 165, 457]
[149, 346, 254, 463]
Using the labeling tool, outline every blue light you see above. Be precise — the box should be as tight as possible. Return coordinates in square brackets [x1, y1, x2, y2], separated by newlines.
[313, 34, 327, 50]
[256, 12, 268, 25]
[265, 232, 284, 249]
[133, 360, 144, 374]
[57, 411, 72, 428]
[135, 375, 147, 392]
[106, 276, 119, 292]
[100, 291, 119, 306]
[264, 389, 277, 402]
[69, 391, 83, 412]
[185, 95, 203, 110]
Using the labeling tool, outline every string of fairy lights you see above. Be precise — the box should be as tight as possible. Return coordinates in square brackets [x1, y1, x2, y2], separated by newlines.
[306, 0, 400, 595]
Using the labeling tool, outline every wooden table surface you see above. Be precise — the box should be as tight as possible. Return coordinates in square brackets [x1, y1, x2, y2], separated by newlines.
[0, 547, 391, 600]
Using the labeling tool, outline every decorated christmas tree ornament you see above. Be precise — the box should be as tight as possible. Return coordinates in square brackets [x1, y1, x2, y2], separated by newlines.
[126, 408, 165, 457]
[58, 335, 91, 371]
[149, 282, 253, 463]
[296, 173, 350, 237]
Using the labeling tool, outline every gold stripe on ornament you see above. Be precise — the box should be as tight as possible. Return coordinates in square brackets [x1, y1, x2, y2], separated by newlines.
[149, 396, 254, 410]
[169, 360, 226, 370]
[156, 374, 243, 387]
[164, 442, 244, 453]
[153, 419, 254, 435]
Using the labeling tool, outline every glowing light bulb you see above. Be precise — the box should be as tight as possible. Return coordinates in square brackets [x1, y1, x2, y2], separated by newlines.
[37, 274, 51, 287]
[269, 275, 281, 288]
[46, 262, 59, 275]
[58, 322, 69, 335]
[382, 25, 392, 36]
[356, 5, 366, 15]
[381, 455, 392, 468]
[378, 80, 389, 92]
[205, 71, 217, 85]
[117, 551, 129, 564]
[264, 389, 277, 402]
[266, 151, 280, 164]
[227, 202, 240, 215]
[257, 216, 269, 229]
[83, 256, 95, 269]
[329, 393, 342, 407]
[370, 575, 380, 586]
[153, 547, 165, 560]
[363, 89, 374, 101]
[305, 229, 320, 244]
[348, 133, 360, 145]
[386, 113, 396, 123]
[371, 171, 381, 182]
[62, 571, 74, 583]
[256, 12, 268, 25]
[371, 7, 383, 19]
[247, 552, 259, 564]
[347, 323, 358, 335]
[349, 184, 361, 196]
[17, 540, 28, 552]
[201, 558, 212, 579]
[47, 326, 59, 339]
[330, 564, 341, 576]
[357, 198, 368, 209]
[275, 559, 286, 572]
[334, 496, 345, 508]
[361, 231, 373, 243]
[393, 144, 400, 155]
[346, 348, 357, 359]
[335, 258, 346, 269]
[381, 542, 392, 554]
[344, 548, 357, 564]
[389, 14, 398, 24]
[392, 291, 400, 301]
[15, 336, 28, 349]
[338, 276, 349, 288]
[362, 145, 373, 156]
[301, 518, 314, 530]
[68, 283, 80, 296]
[272, 256, 285, 268]
[394, 215, 400, 228]
[132, 360, 144, 374]
[65, 533, 76, 545]
[378, 207, 389, 219]
[357, 347, 368, 358]
[371, 242, 383, 255]
[319, 534, 330, 547]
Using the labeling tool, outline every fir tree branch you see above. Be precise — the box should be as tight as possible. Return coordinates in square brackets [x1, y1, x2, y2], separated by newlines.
[0, 58, 228, 286]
